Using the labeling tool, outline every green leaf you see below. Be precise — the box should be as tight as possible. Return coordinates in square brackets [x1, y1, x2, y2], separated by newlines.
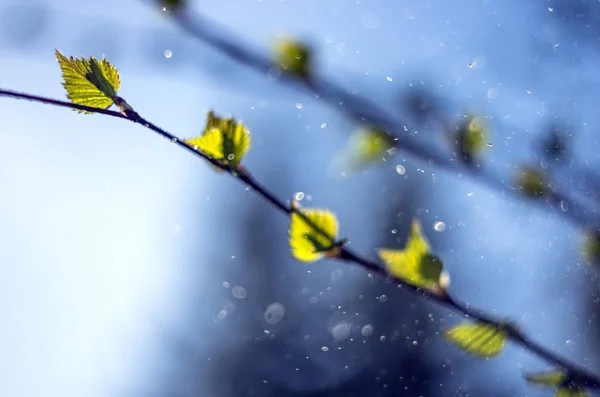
[444, 321, 507, 358]
[185, 111, 251, 169]
[55, 50, 120, 113]
[274, 38, 312, 78]
[342, 127, 394, 171]
[525, 371, 566, 387]
[377, 218, 443, 290]
[555, 388, 587, 397]
[516, 166, 548, 197]
[525, 370, 587, 397]
[456, 115, 487, 163]
[580, 231, 600, 266]
[289, 208, 338, 263]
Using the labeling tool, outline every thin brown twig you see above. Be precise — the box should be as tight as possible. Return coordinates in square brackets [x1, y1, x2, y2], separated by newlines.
[1, 87, 598, 390]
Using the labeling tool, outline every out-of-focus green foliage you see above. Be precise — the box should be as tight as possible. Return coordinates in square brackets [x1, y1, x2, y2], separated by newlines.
[274, 38, 312, 78]
[516, 166, 548, 197]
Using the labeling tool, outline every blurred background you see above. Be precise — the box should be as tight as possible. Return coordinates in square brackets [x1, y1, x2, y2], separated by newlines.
[1, 0, 599, 396]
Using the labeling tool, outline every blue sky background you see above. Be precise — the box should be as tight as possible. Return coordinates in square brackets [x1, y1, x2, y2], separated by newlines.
[1, 0, 599, 396]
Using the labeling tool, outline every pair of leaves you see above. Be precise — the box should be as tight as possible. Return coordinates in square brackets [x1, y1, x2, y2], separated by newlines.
[56, 51, 251, 169]
[526, 371, 587, 397]
[289, 213, 446, 291]
[185, 111, 251, 169]
[55, 50, 121, 113]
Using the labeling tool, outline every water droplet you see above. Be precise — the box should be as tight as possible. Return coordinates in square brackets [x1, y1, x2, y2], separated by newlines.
[222, 281, 230, 288]
[332, 321, 351, 341]
[565, 340, 572, 345]
[379, 335, 386, 342]
[561, 200, 568, 212]
[467, 192, 475, 197]
[164, 49, 173, 59]
[321, 123, 327, 128]
[321, 346, 329, 352]
[264, 302, 286, 324]
[548, 7, 554, 12]
[330, 268, 344, 282]
[296, 103, 303, 109]
[386, 76, 392, 82]
[361, 324, 374, 336]
[232, 286, 247, 299]
[378, 294, 388, 302]
[227, 154, 235, 160]
[412, 340, 418, 346]
[295, 192, 305, 201]
[433, 221, 446, 232]
[396, 165, 406, 175]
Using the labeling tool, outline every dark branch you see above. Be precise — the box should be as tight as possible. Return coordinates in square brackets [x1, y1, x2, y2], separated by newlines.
[162, 4, 600, 240]
[2, 87, 598, 388]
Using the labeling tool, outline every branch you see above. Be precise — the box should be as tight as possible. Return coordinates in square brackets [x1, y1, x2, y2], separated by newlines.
[2, 87, 599, 390]
[160, 4, 600, 240]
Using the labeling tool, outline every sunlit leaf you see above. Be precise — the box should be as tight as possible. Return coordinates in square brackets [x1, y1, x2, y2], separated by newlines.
[274, 38, 311, 78]
[289, 208, 338, 263]
[377, 218, 443, 290]
[456, 115, 487, 164]
[516, 166, 548, 197]
[185, 111, 251, 170]
[55, 49, 120, 113]
[444, 321, 507, 358]
[525, 370, 587, 397]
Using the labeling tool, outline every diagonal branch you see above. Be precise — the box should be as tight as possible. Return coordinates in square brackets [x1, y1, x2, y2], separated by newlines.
[2, 87, 599, 389]
[157, 3, 600, 240]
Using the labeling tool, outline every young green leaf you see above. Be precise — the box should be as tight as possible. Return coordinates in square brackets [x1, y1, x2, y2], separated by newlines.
[456, 114, 487, 164]
[555, 388, 587, 397]
[525, 370, 566, 387]
[377, 218, 444, 291]
[444, 321, 507, 358]
[185, 111, 251, 170]
[525, 371, 587, 397]
[274, 38, 312, 78]
[55, 50, 120, 113]
[516, 166, 548, 197]
[338, 127, 394, 172]
[580, 231, 600, 266]
[289, 208, 338, 263]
